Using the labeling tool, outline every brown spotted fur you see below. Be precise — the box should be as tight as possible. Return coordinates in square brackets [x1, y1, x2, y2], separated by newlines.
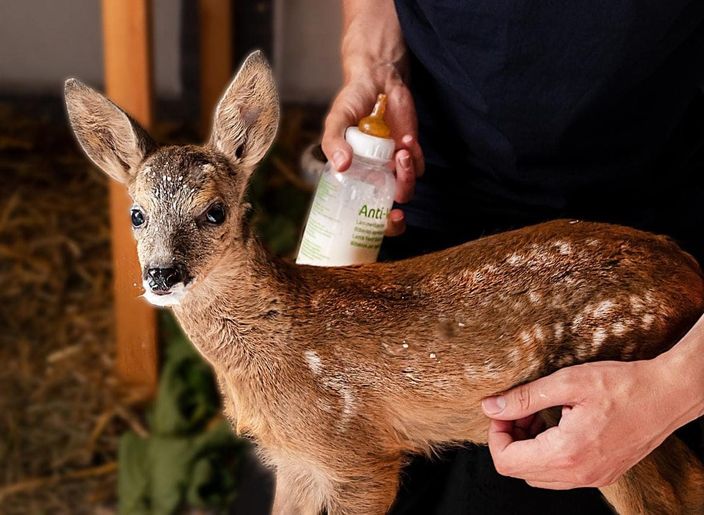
[65, 51, 704, 514]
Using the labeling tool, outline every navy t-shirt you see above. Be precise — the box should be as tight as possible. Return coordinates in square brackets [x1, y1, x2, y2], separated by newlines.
[394, 0, 704, 251]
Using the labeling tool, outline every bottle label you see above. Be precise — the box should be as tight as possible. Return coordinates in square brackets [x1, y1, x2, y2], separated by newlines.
[297, 171, 390, 266]
[350, 206, 387, 251]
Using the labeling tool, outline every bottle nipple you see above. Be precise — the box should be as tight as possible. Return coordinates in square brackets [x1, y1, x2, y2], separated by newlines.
[358, 94, 391, 138]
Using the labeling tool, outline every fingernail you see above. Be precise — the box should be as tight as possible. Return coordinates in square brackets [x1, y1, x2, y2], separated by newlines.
[390, 211, 404, 222]
[482, 396, 506, 414]
[402, 134, 414, 145]
[400, 154, 411, 168]
[332, 150, 345, 170]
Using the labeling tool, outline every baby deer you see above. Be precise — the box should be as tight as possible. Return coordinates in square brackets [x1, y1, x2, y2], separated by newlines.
[65, 52, 704, 514]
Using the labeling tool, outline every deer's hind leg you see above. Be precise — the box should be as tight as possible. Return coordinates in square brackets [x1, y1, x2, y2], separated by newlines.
[599, 434, 704, 514]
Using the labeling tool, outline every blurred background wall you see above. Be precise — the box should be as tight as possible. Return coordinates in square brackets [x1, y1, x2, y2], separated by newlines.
[0, 0, 343, 104]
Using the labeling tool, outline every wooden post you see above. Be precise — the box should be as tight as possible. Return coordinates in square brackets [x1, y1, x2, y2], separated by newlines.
[199, 0, 233, 135]
[101, 0, 158, 399]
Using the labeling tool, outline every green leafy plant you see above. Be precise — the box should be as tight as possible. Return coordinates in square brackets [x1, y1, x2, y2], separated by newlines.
[118, 314, 244, 515]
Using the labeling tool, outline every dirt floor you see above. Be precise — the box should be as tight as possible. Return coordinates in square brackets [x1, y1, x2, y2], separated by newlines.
[0, 96, 320, 514]
[0, 97, 125, 513]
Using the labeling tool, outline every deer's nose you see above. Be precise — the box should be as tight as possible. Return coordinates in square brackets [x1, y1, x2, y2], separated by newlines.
[146, 267, 183, 292]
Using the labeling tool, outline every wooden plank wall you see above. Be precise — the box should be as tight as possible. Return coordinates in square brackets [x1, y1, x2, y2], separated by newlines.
[101, 0, 158, 400]
[101, 0, 233, 400]
[199, 0, 233, 135]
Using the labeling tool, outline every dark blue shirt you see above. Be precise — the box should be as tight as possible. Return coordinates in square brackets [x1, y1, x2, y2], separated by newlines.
[395, 0, 704, 240]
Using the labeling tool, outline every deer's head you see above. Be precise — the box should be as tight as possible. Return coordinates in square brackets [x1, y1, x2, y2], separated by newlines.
[64, 51, 280, 306]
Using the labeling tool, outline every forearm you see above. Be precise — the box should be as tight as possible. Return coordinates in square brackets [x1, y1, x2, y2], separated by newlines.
[341, 0, 407, 80]
[653, 313, 704, 427]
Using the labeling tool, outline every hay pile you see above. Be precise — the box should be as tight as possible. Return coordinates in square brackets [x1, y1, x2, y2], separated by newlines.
[0, 98, 135, 514]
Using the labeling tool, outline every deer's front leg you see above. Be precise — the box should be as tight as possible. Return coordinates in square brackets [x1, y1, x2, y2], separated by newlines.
[271, 461, 328, 515]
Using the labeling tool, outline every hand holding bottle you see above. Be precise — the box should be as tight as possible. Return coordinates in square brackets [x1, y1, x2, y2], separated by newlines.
[321, 0, 424, 237]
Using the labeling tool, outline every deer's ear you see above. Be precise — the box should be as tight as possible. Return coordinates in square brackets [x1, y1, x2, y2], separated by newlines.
[210, 50, 280, 169]
[64, 79, 155, 184]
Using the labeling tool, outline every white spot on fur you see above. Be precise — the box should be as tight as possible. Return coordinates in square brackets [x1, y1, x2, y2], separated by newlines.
[630, 295, 645, 313]
[481, 264, 499, 275]
[592, 328, 607, 347]
[507, 347, 522, 364]
[533, 324, 546, 342]
[594, 300, 616, 318]
[507, 253, 524, 266]
[642, 313, 655, 329]
[529, 291, 541, 303]
[429, 352, 437, 359]
[553, 322, 565, 340]
[466, 359, 503, 380]
[323, 376, 356, 431]
[612, 322, 627, 336]
[554, 240, 571, 254]
[572, 314, 583, 328]
[519, 330, 533, 346]
[304, 350, 322, 375]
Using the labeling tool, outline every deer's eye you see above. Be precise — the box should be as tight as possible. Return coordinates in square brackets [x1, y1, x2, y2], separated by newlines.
[205, 203, 226, 225]
[131, 208, 146, 227]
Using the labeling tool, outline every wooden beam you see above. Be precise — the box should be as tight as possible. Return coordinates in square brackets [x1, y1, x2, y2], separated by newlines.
[101, 0, 158, 400]
[199, 0, 233, 135]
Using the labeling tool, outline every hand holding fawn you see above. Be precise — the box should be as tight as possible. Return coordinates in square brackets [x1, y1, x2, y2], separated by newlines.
[65, 52, 704, 514]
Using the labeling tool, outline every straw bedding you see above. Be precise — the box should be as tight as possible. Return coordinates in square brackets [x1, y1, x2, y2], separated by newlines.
[0, 98, 127, 514]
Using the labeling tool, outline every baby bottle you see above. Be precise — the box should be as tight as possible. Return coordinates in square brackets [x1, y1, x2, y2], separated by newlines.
[296, 94, 396, 267]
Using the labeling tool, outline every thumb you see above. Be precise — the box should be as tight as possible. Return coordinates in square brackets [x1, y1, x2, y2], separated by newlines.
[481, 370, 577, 421]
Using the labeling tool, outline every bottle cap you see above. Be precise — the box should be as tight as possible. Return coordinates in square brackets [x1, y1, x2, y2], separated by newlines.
[344, 127, 395, 162]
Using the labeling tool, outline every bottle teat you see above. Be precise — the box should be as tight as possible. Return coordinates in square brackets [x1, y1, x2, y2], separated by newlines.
[344, 93, 395, 161]
[358, 94, 391, 138]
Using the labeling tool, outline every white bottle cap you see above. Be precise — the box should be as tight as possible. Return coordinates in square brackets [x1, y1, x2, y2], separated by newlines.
[344, 126, 395, 162]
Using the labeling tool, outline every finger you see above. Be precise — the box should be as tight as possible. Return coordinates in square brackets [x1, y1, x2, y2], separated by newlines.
[322, 108, 354, 171]
[385, 209, 406, 237]
[401, 134, 425, 177]
[487, 419, 517, 456]
[482, 369, 580, 421]
[385, 86, 424, 174]
[394, 149, 415, 203]
[488, 420, 565, 479]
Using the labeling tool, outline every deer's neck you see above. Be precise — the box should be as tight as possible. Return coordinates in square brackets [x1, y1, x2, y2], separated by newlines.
[172, 237, 301, 373]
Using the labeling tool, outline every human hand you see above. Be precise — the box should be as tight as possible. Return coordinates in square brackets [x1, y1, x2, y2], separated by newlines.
[322, 62, 424, 237]
[480, 360, 694, 489]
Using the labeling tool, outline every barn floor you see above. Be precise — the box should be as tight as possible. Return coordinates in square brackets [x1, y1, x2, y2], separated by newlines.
[0, 97, 122, 513]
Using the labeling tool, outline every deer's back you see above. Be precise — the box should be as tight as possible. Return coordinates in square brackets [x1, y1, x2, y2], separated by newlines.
[298, 220, 704, 394]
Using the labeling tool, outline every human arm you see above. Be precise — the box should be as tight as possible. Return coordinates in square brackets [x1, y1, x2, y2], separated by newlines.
[480, 314, 704, 489]
[322, 0, 425, 236]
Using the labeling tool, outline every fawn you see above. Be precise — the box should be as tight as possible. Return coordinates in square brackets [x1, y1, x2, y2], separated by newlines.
[65, 51, 704, 514]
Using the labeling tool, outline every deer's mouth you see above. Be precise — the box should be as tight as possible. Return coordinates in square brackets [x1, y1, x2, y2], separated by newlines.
[141, 279, 192, 307]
